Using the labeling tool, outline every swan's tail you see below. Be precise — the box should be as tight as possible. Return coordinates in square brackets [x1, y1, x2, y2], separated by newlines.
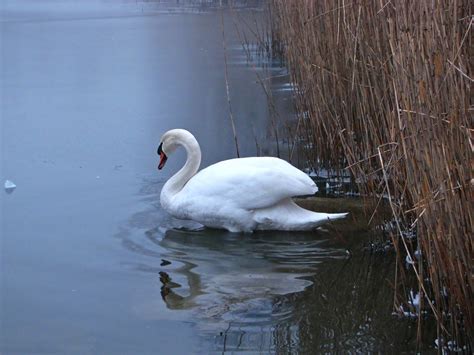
[325, 212, 349, 221]
[254, 199, 348, 231]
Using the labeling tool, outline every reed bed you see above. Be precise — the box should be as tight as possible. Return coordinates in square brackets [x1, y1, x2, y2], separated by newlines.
[269, 0, 473, 347]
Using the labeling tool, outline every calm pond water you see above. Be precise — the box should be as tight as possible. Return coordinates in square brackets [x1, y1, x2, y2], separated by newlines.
[1, 1, 433, 353]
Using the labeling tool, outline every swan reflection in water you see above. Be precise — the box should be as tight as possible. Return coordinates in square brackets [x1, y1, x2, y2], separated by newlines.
[148, 227, 348, 339]
[120, 178, 426, 352]
[120, 200, 417, 352]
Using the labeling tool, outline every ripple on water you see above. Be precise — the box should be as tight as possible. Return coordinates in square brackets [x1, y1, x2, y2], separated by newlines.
[120, 212, 346, 324]
[116, 193, 355, 351]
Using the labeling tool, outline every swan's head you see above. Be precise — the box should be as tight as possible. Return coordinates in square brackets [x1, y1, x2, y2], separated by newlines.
[157, 129, 197, 170]
[157, 142, 168, 170]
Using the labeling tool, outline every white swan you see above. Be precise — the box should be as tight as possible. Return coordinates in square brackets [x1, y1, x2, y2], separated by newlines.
[157, 129, 348, 232]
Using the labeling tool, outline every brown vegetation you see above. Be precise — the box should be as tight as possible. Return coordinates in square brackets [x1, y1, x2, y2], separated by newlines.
[270, 0, 473, 347]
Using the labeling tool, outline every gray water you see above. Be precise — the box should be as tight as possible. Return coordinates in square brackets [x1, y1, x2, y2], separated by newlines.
[1, 1, 431, 354]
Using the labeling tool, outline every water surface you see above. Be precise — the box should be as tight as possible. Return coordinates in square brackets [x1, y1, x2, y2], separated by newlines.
[1, 1, 431, 353]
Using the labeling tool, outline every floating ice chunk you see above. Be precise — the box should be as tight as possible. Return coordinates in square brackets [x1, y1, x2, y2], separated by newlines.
[414, 249, 422, 260]
[4, 180, 16, 193]
[303, 168, 318, 177]
[397, 305, 417, 319]
[435, 338, 465, 352]
[409, 289, 420, 313]
[442, 286, 448, 297]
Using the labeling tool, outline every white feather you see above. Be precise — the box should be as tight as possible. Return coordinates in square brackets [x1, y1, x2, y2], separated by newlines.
[159, 129, 347, 232]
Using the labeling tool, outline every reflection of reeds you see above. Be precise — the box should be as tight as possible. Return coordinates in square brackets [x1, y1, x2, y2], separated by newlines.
[229, 2, 292, 159]
[270, 0, 473, 347]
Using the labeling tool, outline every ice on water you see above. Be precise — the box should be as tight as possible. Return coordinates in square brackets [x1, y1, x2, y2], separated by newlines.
[4, 180, 16, 193]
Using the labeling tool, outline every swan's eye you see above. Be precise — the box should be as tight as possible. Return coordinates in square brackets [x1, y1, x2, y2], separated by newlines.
[157, 143, 163, 155]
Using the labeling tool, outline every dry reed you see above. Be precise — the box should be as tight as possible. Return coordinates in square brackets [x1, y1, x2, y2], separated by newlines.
[221, 8, 241, 157]
[270, 0, 473, 348]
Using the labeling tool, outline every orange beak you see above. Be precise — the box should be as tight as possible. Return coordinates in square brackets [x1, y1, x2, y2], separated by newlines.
[157, 142, 167, 170]
[158, 151, 167, 170]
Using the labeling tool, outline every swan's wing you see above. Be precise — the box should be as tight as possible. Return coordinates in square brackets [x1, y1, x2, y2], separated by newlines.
[181, 157, 317, 210]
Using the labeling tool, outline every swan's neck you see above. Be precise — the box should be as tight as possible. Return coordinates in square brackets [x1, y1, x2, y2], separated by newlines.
[161, 135, 201, 206]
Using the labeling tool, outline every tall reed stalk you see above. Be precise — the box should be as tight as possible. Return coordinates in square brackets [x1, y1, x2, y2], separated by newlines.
[221, 9, 241, 158]
[270, 0, 473, 347]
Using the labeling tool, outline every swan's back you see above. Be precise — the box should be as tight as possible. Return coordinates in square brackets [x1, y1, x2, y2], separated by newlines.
[180, 157, 317, 210]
